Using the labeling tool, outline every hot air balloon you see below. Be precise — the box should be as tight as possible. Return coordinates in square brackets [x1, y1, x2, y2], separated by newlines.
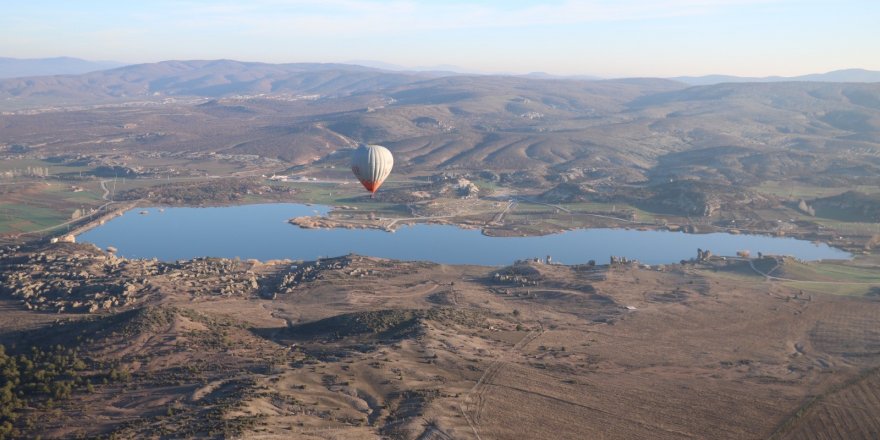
[351, 144, 393, 197]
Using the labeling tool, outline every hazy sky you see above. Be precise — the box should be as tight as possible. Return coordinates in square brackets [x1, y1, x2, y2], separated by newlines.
[2, 0, 878, 77]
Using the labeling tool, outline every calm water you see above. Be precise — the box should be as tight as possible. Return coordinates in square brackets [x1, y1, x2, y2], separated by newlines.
[77, 203, 850, 265]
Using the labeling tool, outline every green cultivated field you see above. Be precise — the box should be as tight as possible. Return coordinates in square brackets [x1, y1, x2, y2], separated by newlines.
[0, 181, 105, 235]
[0, 203, 63, 233]
[0, 158, 93, 175]
[754, 181, 877, 199]
[269, 180, 406, 214]
[769, 259, 880, 297]
[778, 260, 880, 284]
[782, 280, 879, 297]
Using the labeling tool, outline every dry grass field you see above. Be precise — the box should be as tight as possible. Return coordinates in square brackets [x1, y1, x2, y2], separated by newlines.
[2, 245, 877, 439]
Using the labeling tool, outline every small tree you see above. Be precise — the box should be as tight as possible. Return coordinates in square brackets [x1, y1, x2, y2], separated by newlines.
[797, 199, 816, 216]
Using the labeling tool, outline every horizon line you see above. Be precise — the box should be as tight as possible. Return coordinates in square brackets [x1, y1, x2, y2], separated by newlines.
[2, 55, 878, 81]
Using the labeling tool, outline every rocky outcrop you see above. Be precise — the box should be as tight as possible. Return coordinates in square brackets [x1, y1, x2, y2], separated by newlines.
[0, 243, 159, 313]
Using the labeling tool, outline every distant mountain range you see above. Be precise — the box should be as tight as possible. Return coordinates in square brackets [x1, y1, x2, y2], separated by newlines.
[0, 58, 878, 112]
[338, 60, 880, 84]
[2, 58, 878, 186]
[0, 59, 434, 108]
[344, 59, 479, 75]
[670, 69, 880, 85]
[1, 57, 878, 86]
[0, 57, 125, 79]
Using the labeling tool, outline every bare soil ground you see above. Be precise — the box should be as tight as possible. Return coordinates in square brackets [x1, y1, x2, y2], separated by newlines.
[3, 250, 878, 439]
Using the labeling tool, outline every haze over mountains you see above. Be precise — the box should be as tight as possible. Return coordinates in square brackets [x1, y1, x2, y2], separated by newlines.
[0, 60, 430, 107]
[1, 59, 878, 108]
[1, 57, 879, 88]
[0, 56, 125, 79]
[671, 69, 880, 86]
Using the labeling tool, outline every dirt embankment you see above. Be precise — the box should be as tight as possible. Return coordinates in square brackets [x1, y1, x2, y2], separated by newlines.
[67, 201, 140, 236]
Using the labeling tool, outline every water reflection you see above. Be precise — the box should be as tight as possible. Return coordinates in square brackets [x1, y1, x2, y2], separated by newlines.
[77, 204, 851, 265]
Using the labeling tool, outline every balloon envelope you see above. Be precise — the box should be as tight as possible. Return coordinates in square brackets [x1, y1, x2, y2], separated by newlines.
[351, 144, 393, 194]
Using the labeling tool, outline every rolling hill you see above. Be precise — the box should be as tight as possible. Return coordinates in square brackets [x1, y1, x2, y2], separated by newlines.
[0, 59, 431, 108]
[1, 60, 879, 187]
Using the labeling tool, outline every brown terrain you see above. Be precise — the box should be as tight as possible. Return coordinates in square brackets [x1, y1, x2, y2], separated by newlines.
[0, 242, 878, 439]
[1, 61, 879, 439]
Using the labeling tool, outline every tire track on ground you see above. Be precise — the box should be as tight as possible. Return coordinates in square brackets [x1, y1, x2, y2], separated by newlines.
[459, 325, 543, 439]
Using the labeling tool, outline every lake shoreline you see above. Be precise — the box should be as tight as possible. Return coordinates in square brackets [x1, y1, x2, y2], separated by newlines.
[76, 203, 851, 265]
[286, 204, 859, 253]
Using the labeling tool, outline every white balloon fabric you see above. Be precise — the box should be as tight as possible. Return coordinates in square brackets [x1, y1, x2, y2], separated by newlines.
[351, 144, 394, 196]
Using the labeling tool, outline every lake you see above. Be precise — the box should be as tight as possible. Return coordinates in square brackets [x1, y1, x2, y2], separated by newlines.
[76, 203, 850, 265]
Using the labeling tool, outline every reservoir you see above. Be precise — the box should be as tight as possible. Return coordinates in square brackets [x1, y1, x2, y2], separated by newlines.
[77, 204, 850, 265]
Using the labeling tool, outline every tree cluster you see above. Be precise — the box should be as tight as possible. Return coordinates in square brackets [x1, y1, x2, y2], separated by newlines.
[0, 344, 89, 439]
